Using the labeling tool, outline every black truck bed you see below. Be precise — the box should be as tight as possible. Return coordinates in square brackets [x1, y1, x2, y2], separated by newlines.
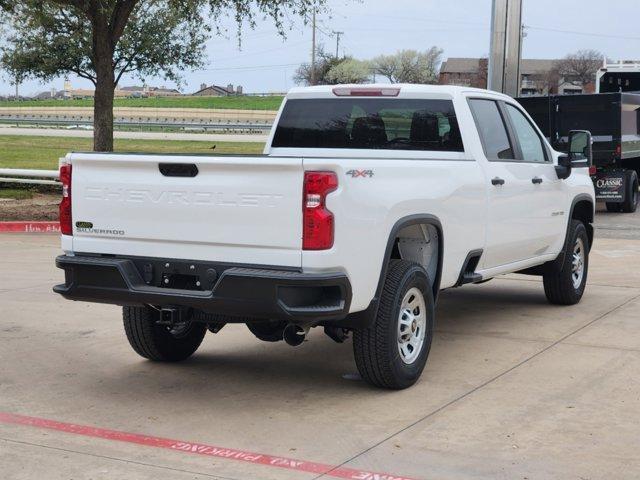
[517, 92, 640, 168]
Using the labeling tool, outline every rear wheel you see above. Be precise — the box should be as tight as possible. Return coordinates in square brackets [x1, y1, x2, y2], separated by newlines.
[621, 170, 639, 213]
[353, 260, 434, 390]
[123, 306, 206, 361]
[543, 220, 589, 305]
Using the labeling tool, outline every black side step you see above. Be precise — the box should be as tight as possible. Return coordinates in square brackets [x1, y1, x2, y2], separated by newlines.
[461, 272, 482, 284]
[455, 250, 483, 286]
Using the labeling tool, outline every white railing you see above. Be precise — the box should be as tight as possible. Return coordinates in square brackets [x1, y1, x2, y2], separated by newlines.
[0, 168, 60, 186]
[601, 61, 640, 71]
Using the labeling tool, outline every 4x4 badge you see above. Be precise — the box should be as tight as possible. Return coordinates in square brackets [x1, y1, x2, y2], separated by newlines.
[346, 169, 374, 178]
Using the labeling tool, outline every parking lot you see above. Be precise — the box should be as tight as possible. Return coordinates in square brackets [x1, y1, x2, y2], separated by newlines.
[1, 206, 639, 480]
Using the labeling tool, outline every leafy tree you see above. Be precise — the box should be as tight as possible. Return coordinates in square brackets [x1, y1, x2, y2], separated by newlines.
[325, 58, 370, 84]
[0, 1, 324, 151]
[555, 49, 604, 88]
[370, 53, 397, 83]
[294, 45, 344, 86]
[372, 47, 443, 84]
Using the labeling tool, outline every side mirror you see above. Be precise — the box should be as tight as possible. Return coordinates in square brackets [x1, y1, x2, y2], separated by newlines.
[556, 130, 592, 180]
[568, 130, 593, 167]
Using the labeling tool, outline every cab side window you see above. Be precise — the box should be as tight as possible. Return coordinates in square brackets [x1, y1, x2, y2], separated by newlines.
[504, 103, 548, 163]
[468, 99, 515, 160]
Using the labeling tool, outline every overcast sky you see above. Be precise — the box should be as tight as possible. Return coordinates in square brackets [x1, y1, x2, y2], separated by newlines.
[2, 0, 640, 96]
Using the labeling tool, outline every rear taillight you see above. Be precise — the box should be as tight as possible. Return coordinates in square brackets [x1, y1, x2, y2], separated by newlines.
[589, 165, 597, 176]
[59, 164, 72, 235]
[615, 144, 622, 157]
[303, 171, 338, 250]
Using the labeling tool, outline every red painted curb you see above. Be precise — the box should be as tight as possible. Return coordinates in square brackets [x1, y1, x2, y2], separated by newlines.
[0, 221, 60, 233]
[0, 412, 418, 480]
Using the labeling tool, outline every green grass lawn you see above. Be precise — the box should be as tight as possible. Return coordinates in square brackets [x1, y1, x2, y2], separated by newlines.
[0, 135, 265, 170]
[0, 188, 34, 200]
[0, 96, 284, 110]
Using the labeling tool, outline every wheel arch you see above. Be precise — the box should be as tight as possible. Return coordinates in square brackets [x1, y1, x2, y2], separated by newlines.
[341, 214, 443, 330]
[569, 194, 595, 251]
[384, 214, 444, 300]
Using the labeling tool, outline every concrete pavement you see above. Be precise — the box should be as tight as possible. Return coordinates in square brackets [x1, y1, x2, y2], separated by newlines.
[1, 232, 639, 480]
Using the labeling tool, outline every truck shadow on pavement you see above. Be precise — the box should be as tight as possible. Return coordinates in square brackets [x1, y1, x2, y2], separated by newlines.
[85, 279, 569, 403]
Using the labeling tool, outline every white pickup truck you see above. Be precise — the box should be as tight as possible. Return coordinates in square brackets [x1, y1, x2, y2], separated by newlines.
[54, 85, 595, 389]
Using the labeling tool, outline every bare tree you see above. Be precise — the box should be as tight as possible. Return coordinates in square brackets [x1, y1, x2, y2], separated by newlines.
[533, 67, 561, 95]
[555, 49, 604, 87]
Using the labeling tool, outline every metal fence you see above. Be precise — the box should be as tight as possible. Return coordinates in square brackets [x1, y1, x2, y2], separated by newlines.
[0, 168, 60, 186]
[0, 116, 273, 132]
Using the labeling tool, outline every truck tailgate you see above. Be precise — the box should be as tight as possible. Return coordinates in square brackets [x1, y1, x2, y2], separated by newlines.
[68, 153, 303, 267]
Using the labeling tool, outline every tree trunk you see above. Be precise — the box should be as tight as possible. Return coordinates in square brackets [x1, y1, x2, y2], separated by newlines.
[93, 62, 115, 152]
[91, 12, 115, 153]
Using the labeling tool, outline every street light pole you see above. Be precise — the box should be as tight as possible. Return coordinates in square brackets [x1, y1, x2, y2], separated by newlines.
[334, 31, 343, 58]
[310, 9, 317, 86]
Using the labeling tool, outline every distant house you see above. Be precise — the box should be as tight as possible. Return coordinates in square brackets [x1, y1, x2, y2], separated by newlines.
[33, 89, 61, 100]
[49, 80, 182, 100]
[147, 86, 182, 97]
[119, 85, 181, 97]
[192, 83, 243, 96]
[439, 57, 595, 96]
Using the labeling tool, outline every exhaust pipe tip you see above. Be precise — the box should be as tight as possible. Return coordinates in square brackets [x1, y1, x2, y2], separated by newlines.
[283, 324, 307, 347]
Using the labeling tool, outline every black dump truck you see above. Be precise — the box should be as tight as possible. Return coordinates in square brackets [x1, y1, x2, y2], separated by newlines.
[518, 92, 640, 213]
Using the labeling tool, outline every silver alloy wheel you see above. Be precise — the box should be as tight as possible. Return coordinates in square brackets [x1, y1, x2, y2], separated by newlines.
[397, 287, 427, 364]
[571, 237, 585, 289]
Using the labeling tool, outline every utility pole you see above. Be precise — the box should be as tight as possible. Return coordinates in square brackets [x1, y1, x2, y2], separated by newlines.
[334, 31, 344, 58]
[310, 9, 317, 86]
[488, 0, 523, 96]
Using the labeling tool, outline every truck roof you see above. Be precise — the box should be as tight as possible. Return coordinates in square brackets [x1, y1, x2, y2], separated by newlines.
[285, 84, 512, 100]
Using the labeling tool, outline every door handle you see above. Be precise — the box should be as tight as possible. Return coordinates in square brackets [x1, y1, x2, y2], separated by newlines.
[159, 163, 199, 177]
[532, 177, 543, 184]
[491, 177, 505, 186]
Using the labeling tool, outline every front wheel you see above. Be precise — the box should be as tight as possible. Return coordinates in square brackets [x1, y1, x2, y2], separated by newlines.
[543, 220, 589, 305]
[353, 260, 434, 390]
[123, 306, 207, 361]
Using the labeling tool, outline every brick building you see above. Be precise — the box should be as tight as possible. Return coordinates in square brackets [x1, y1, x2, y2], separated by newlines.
[439, 57, 595, 96]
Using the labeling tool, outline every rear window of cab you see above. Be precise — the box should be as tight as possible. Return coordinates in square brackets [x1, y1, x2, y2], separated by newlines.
[272, 98, 464, 152]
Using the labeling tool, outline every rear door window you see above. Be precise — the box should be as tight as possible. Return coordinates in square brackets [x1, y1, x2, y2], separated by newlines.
[468, 99, 515, 160]
[272, 98, 464, 152]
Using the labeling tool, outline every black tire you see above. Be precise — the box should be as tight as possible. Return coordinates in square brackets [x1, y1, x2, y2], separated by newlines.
[246, 320, 288, 342]
[353, 260, 434, 390]
[605, 202, 622, 213]
[123, 306, 206, 361]
[621, 170, 639, 213]
[543, 220, 589, 305]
